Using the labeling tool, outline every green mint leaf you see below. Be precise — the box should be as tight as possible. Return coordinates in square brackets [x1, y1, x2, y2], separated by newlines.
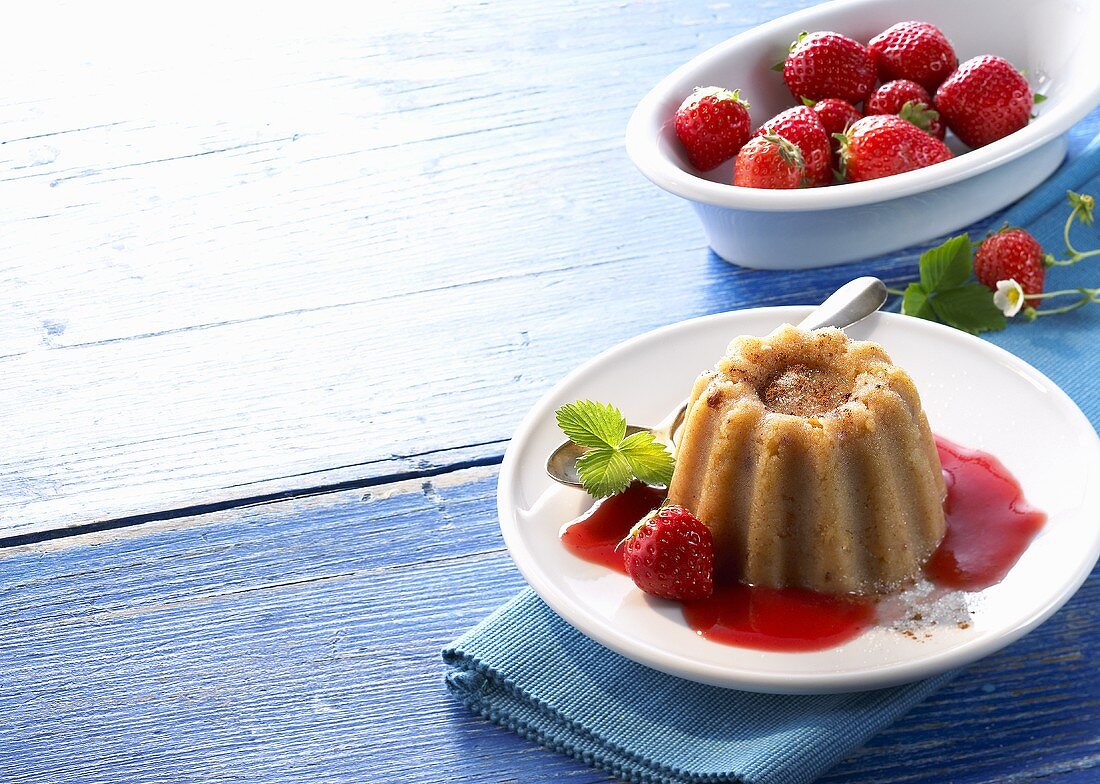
[555, 400, 626, 449]
[929, 284, 1007, 334]
[919, 234, 972, 293]
[576, 447, 633, 498]
[618, 430, 675, 488]
[1033, 92, 1047, 104]
[901, 283, 935, 320]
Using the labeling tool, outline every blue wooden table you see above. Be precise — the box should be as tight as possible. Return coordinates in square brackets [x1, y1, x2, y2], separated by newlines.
[2, 2, 1096, 782]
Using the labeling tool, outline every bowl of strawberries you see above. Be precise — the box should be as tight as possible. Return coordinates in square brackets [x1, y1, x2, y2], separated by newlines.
[626, 0, 1100, 269]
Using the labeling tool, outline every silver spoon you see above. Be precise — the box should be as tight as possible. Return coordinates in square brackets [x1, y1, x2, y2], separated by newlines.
[545, 277, 888, 488]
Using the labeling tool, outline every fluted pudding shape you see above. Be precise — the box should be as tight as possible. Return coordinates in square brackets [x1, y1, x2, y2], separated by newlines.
[667, 325, 946, 594]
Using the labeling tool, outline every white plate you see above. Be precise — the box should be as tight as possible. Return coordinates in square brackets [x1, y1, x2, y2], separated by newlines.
[497, 308, 1100, 693]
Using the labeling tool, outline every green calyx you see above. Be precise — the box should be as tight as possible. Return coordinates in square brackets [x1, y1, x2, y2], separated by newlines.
[833, 130, 852, 180]
[760, 133, 804, 169]
[1068, 190, 1095, 227]
[681, 85, 750, 111]
[772, 30, 809, 70]
[898, 100, 940, 132]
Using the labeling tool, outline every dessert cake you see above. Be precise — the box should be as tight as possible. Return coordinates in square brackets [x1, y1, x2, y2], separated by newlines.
[667, 325, 946, 594]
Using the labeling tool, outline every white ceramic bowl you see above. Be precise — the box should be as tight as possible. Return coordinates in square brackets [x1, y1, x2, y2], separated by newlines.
[626, 0, 1100, 269]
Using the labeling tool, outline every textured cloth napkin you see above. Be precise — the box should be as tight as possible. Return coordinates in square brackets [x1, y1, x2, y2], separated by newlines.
[442, 128, 1100, 784]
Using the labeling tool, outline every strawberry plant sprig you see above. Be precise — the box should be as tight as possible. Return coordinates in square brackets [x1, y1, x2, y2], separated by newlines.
[1048, 191, 1098, 265]
[888, 190, 1100, 331]
[888, 234, 1007, 334]
[555, 400, 675, 498]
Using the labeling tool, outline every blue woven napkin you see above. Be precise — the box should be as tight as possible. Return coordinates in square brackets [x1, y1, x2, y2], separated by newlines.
[443, 127, 1100, 784]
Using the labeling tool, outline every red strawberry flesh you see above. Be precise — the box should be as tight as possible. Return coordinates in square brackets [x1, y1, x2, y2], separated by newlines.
[935, 56, 1033, 148]
[865, 79, 945, 139]
[783, 31, 876, 105]
[754, 105, 831, 186]
[623, 504, 714, 601]
[869, 21, 958, 92]
[974, 228, 1046, 304]
[733, 135, 805, 190]
[840, 114, 952, 182]
[674, 86, 752, 171]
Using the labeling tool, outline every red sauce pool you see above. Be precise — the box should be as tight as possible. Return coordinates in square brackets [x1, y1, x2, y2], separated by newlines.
[925, 436, 1047, 590]
[559, 438, 1045, 651]
[559, 483, 664, 573]
[681, 584, 875, 652]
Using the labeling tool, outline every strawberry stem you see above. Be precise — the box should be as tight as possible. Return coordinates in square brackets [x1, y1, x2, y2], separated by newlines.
[1057, 191, 1098, 264]
[1028, 286, 1100, 317]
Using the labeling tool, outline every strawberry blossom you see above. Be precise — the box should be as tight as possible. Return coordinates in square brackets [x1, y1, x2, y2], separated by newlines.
[993, 279, 1026, 317]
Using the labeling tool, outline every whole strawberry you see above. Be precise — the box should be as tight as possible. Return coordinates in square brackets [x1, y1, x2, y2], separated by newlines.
[839, 115, 952, 182]
[754, 106, 831, 186]
[865, 79, 929, 114]
[869, 21, 958, 91]
[974, 228, 1046, 308]
[935, 56, 1033, 148]
[734, 135, 805, 189]
[782, 31, 876, 105]
[810, 98, 862, 138]
[674, 86, 752, 171]
[622, 504, 714, 601]
[865, 79, 945, 139]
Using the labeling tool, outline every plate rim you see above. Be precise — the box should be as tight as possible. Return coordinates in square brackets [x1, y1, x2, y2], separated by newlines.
[497, 307, 1100, 693]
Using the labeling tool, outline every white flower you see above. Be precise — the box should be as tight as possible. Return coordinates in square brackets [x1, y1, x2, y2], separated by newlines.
[993, 279, 1026, 317]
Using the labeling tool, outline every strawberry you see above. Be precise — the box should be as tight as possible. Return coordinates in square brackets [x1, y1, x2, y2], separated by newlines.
[733, 135, 805, 189]
[865, 79, 945, 139]
[839, 115, 952, 182]
[754, 106, 831, 186]
[868, 21, 958, 92]
[674, 86, 752, 171]
[974, 228, 1046, 308]
[809, 98, 862, 138]
[781, 31, 876, 105]
[622, 504, 714, 601]
[865, 79, 930, 115]
[935, 56, 1033, 148]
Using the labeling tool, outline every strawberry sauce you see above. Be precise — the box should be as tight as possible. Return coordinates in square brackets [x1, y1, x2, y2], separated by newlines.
[559, 483, 665, 573]
[681, 584, 875, 652]
[924, 436, 1047, 590]
[559, 438, 1045, 652]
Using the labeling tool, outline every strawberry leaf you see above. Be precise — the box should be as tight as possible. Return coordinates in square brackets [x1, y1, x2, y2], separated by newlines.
[901, 283, 935, 320]
[556, 400, 676, 497]
[576, 448, 634, 498]
[919, 234, 972, 293]
[555, 400, 626, 448]
[929, 284, 1007, 334]
[618, 430, 675, 488]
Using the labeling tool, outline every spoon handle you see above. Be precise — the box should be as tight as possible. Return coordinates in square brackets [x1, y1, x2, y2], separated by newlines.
[796, 277, 887, 332]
